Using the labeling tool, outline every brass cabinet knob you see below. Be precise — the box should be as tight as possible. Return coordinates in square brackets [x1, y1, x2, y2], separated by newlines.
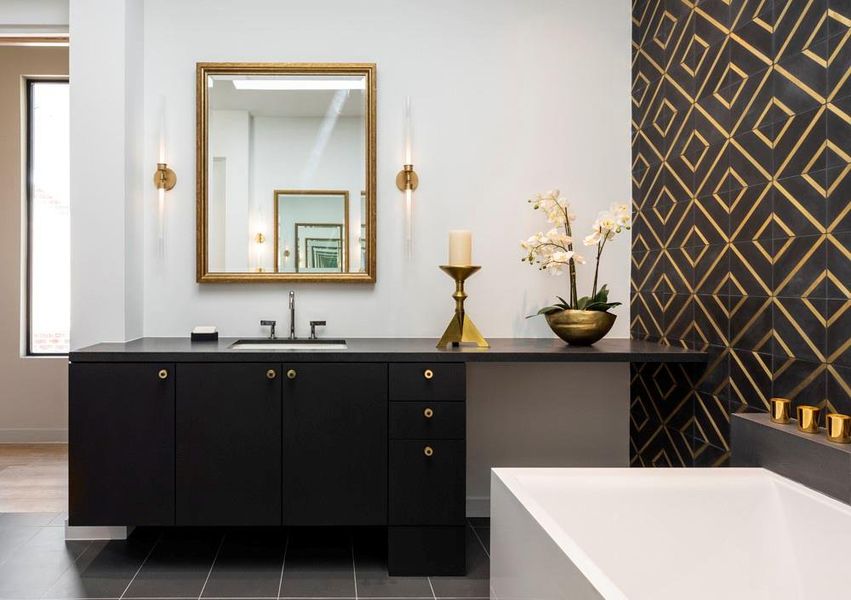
[423, 445, 434, 457]
[287, 369, 297, 380]
[423, 407, 434, 419]
[424, 369, 434, 380]
[266, 369, 277, 380]
[157, 369, 168, 380]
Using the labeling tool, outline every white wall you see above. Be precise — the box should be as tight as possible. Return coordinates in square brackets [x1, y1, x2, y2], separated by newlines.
[137, 0, 632, 341]
[0, 0, 68, 34]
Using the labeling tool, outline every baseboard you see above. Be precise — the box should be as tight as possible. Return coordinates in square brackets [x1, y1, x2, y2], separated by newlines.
[466, 495, 489, 518]
[0, 429, 68, 443]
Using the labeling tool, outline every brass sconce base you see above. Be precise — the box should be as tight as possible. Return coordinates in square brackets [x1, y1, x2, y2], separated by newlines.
[154, 162, 177, 191]
[396, 164, 419, 191]
[436, 265, 489, 349]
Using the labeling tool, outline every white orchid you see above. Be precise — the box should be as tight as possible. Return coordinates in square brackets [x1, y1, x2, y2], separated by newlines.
[522, 190, 628, 315]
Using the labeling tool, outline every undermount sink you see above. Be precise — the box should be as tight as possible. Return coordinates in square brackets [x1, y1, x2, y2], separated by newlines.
[230, 339, 348, 351]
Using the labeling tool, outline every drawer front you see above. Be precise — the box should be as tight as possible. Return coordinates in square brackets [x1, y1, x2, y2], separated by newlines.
[389, 363, 465, 402]
[390, 402, 465, 440]
[389, 439, 465, 525]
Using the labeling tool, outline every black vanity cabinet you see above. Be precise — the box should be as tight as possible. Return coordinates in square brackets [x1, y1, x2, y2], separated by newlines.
[69, 363, 176, 526]
[176, 363, 282, 525]
[69, 355, 467, 575]
[388, 363, 467, 575]
[282, 363, 387, 525]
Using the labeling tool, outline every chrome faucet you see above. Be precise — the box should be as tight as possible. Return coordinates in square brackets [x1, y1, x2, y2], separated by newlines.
[288, 290, 296, 339]
[260, 320, 277, 339]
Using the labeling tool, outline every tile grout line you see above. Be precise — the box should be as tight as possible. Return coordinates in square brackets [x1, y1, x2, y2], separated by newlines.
[198, 532, 226, 600]
[39, 539, 95, 600]
[469, 525, 489, 559]
[427, 577, 437, 600]
[276, 532, 290, 600]
[119, 531, 163, 600]
[350, 531, 358, 600]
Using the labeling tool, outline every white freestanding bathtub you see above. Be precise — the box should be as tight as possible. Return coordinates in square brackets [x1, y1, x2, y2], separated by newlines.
[491, 468, 851, 600]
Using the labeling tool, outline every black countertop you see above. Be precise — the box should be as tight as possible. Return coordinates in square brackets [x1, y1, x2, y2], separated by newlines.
[69, 337, 707, 363]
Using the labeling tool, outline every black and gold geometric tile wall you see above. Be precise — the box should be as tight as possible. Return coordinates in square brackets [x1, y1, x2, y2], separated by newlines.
[630, 0, 851, 467]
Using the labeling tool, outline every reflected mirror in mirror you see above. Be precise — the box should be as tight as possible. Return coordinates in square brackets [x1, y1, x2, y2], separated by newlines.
[198, 64, 375, 282]
[274, 190, 348, 273]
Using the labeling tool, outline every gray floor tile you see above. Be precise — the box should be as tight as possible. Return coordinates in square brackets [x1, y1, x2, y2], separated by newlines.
[427, 527, 489, 599]
[201, 529, 284, 599]
[49, 512, 70, 526]
[470, 527, 489, 556]
[0, 524, 41, 566]
[353, 528, 433, 599]
[0, 526, 91, 599]
[279, 528, 355, 598]
[123, 529, 221, 598]
[0, 511, 60, 527]
[44, 529, 160, 599]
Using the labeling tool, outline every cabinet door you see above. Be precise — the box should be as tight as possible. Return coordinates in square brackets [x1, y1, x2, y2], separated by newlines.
[176, 363, 282, 525]
[283, 363, 387, 525]
[69, 363, 175, 526]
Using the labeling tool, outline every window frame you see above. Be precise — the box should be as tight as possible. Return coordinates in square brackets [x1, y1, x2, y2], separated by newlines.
[24, 77, 70, 357]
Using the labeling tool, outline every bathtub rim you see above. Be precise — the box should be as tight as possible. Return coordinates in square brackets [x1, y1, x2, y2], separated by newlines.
[491, 467, 851, 600]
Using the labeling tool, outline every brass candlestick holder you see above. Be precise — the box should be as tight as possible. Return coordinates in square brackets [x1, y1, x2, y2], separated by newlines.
[436, 265, 489, 349]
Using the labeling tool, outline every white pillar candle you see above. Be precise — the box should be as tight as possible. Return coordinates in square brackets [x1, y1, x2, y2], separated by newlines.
[448, 230, 472, 266]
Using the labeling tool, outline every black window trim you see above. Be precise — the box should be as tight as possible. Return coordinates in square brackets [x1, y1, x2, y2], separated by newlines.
[25, 77, 70, 357]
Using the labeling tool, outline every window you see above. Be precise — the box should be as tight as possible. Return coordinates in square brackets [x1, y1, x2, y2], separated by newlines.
[26, 79, 70, 355]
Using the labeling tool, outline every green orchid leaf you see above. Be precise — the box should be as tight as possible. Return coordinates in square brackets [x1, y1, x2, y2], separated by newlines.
[526, 305, 564, 318]
[576, 296, 590, 309]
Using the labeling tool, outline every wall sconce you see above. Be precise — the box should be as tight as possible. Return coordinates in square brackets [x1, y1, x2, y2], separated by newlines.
[155, 98, 176, 254]
[396, 96, 418, 255]
[153, 162, 177, 192]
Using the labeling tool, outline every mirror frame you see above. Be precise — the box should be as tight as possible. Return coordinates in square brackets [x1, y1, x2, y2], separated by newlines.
[195, 62, 377, 283]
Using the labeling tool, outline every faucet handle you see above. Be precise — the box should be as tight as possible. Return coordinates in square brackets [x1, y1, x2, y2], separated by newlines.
[261, 320, 277, 339]
[309, 320, 326, 340]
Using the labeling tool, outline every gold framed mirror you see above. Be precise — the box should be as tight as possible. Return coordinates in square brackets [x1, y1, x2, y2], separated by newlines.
[196, 63, 376, 282]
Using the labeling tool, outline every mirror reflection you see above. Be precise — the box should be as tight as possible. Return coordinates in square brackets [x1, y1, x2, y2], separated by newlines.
[274, 190, 348, 273]
[199, 65, 375, 281]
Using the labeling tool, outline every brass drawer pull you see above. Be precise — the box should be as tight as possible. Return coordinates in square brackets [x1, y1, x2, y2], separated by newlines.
[424, 369, 434, 380]
[287, 369, 297, 380]
[157, 369, 168, 380]
[423, 407, 434, 419]
[423, 445, 434, 457]
[266, 369, 277, 380]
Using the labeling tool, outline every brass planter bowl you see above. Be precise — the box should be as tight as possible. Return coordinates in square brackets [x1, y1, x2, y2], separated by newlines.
[545, 309, 616, 346]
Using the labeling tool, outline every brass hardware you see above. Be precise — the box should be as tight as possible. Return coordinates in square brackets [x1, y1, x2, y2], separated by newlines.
[826, 413, 851, 444]
[256, 232, 266, 244]
[423, 407, 434, 419]
[266, 369, 277, 380]
[154, 162, 177, 191]
[287, 369, 297, 380]
[796, 405, 821, 433]
[770, 398, 792, 424]
[423, 446, 434, 457]
[395, 164, 419, 192]
[158, 369, 168, 380]
[436, 265, 489, 348]
[424, 369, 434, 380]
[195, 62, 377, 284]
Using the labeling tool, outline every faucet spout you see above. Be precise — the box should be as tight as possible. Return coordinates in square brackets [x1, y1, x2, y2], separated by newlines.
[288, 291, 296, 339]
